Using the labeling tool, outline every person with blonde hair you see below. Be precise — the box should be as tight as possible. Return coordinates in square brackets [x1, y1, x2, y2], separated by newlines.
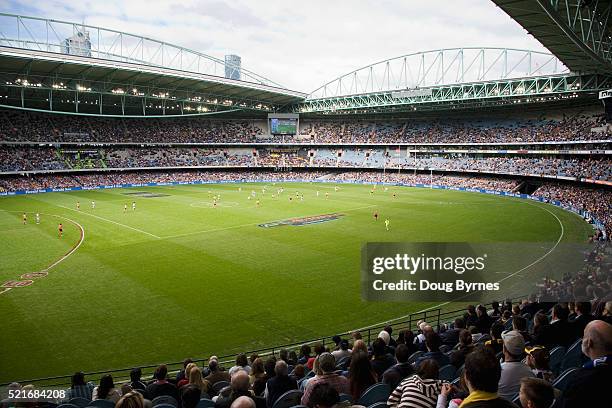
[116, 391, 145, 408]
[351, 339, 368, 354]
[177, 363, 198, 388]
[188, 366, 211, 396]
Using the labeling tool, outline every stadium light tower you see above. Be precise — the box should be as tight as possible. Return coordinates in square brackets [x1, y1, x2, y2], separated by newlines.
[225, 54, 242, 80]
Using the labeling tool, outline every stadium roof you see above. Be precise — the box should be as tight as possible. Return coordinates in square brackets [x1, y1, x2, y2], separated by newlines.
[491, 0, 612, 73]
[0, 13, 307, 115]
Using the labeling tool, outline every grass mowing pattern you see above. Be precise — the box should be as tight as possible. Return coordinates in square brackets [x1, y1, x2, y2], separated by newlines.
[0, 181, 593, 383]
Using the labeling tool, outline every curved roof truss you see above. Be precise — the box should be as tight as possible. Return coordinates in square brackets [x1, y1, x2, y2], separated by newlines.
[0, 13, 284, 89]
[308, 48, 569, 99]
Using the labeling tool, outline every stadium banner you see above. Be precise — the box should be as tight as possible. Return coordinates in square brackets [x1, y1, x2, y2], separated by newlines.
[0, 178, 604, 230]
[361, 242, 596, 303]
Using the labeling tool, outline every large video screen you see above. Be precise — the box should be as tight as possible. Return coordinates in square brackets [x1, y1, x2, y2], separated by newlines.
[270, 118, 297, 135]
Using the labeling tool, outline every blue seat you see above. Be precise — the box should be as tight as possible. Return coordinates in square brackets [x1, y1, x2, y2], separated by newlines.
[357, 383, 391, 406]
[335, 356, 350, 371]
[552, 367, 580, 392]
[272, 390, 303, 408]
[560, 339, 587, 371]
[338, 394, 353, 403]
[89, 400, 115, 408]
[366, 403, 388, 408]
[439, 364, 457, 381]
[549, 346, 567, 376]
[68, 398, 91, 408]
[57, 404, 79, 408]
[212, 381, 230, 394]
[196, 399, 215, 408]
[152, 404, 175, 408]
[406, 351, 424, 365]
[152, 396, 178, 408]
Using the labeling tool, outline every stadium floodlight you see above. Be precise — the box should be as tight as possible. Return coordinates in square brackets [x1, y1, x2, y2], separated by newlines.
[111, 88, 125, 94]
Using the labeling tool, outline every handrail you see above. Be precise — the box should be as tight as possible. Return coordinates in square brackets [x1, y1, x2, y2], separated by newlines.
[0, 295, 526, 389]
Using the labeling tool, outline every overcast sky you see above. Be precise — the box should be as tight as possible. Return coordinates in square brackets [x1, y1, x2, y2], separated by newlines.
[1, 0, 550, 93]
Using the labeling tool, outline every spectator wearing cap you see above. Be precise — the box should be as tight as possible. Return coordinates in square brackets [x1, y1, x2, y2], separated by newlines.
[301, 353, 349, 406]
[498, 331, 534, 401]
[331, 339, 351, 361]
[561, 320, 612, 408]
[461, 347, 516, 408]
[518, 378, 554, 408]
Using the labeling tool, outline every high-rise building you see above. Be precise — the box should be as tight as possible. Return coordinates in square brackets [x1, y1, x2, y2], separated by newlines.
[224, 54, 241, 80]
[62, 29, 92, 57]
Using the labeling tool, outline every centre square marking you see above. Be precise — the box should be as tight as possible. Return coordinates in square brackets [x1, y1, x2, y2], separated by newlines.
[259, 213, 345, 228]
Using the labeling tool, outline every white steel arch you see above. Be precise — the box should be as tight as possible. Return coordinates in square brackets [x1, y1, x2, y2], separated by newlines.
[308, 48, 569, 99]
[0, 13, 284, 88]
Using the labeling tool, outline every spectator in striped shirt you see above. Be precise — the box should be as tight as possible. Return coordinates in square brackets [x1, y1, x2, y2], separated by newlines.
[387, 359, 444, 408]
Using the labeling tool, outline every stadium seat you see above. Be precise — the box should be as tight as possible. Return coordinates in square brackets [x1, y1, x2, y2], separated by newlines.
[455, 364, 465, 380]
[68, 398, 91, 408]
[196, 399, 215, 408]
[152, 404, 175, 408]
[338, 394, 353, 403]
[512, 394, 523, 408]
[439, 345, 452, 354]
[438, 364, 457, 381]
[560, 339, 587, 371]
[504, 318, 513, 331]
[57, 404, 79, 408]
[335, 356, 350, 370]
[406, 351, 424, 365]
[89, 400, 115, 408]
[552, 367, 580, 393]
[357, 383, 391, 406]
[475, 334, 491, 344]
[272, 390, 303, 408]
[152, 396, 178, 408]
[549, 346, 567, 375]
[212, 381, 230, 394]
[366, 403, 388, 408]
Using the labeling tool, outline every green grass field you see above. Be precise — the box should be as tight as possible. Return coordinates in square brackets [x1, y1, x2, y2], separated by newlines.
[0, 181, 593, 384]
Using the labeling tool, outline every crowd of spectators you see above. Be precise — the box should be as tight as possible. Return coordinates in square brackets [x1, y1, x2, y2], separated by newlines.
[4, 292, 611, 408]
[1, 108, 609, 144]
[1, 145, 610, 182]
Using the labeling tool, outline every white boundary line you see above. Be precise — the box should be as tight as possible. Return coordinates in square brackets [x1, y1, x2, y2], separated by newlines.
[161, 204, 378, 240]
[353, 200, 566, 330]
[0, 210, 85, 295]
[55, 204, 161, 239]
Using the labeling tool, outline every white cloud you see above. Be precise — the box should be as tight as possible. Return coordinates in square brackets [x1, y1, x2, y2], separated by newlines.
[2, 0, 551, 93]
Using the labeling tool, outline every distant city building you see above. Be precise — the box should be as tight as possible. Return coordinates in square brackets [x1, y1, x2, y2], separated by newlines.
[224, 54, 241, 80]
[62, 29, 92, 57]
